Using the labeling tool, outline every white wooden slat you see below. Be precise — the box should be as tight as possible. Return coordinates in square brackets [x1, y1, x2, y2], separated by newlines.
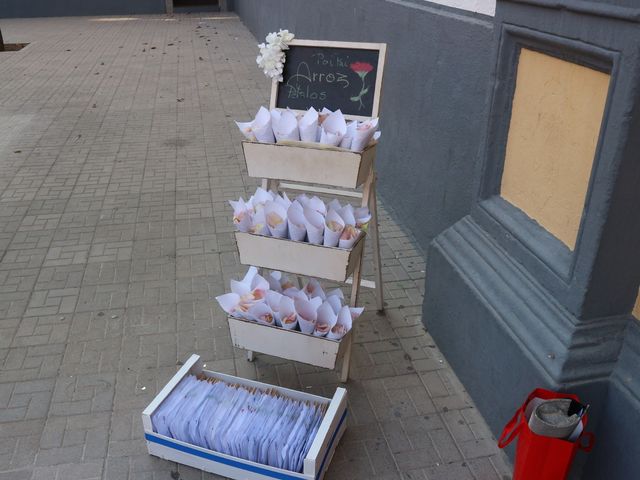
[278, 182, 363, 198]
[345, 277, 377, 289]
[228, 317, 350, 369]
[235, 231, 365, 282]
[141, 354, 201, 430]
[303, 387, 348, 477]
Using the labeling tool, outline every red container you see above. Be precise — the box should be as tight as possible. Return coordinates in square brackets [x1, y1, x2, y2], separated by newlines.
[498, 388, 594, 480]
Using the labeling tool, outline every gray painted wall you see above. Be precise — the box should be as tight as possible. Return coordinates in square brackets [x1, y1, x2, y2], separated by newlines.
[233, 0, 495, 254]
[0, 0, 165, 18]
[423, 0, 640, 477]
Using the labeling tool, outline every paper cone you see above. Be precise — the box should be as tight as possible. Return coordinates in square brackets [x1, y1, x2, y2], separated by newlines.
[327, 305, 353, 340]
[339, 121, 357, 149]
[304, 278, 326, 300]
[230, 278, 251, 297]
[351, 118, 379, 151]
[304, 207, 324, 245]
[295, 194, 310, 208]
[250, 273, 269, 300]
[355, 207, 372, 229]
[314, 302, 337, 337]
[323, 209, 345, 247]
[294, 297, 317, 334]
[275, 192, 292, 210]
[318, 108, 332, 126]
[264, 201, 288, 238]
[319, 110, 346, 146]
[309, 296, 323, 310]
[273, 109, 300, 142]
[326, 288, 344, 300]
[338, 204, 356, 226]
[248, 303, 276, 326]
[250, 187, 273, 212]
[319, 129, 342, 147]
[279, 273, 295, 291]
[270, 108, 281, 125]
[326, 294, 342, 315]
[229, 198, 252, 233]
[235, 121, 257, 141]
[249, 209, 270, 236]
[252, 106, 275, 143]
[266, 291, 284, 325]
[308, 196, 327, 216]
[298, 107, 319, 143]
[289, 199, 303, 213]
[215, 292, 240, 315]
[279, 296, 298, 330]
[240, 265, 258, 282]
[267, 271, 283, 292]
[287, 204, 307, 242]
[339, 224, 361, 249]
[327, 199, 342, 212]
[284, 287, 308, 301]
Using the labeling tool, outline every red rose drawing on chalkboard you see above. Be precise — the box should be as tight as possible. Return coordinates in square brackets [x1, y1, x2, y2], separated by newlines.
[350, 62, 374, 110]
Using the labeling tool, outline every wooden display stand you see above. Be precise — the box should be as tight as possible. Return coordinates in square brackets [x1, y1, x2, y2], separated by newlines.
[230, 40, 387, 382]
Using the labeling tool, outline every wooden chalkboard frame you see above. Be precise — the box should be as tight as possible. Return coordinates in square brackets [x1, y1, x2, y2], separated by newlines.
[269, 39, 387, 121]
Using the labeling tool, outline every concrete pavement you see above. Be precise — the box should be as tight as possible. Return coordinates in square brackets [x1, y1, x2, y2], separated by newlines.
[0, 14, 510, 480]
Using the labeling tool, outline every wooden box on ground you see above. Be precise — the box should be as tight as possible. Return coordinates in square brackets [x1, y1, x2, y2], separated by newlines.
[142, 354, 348, 480]
[228, 316, 352, 369]
[235, 231, 365, 282]
[242, 141, 376, 189]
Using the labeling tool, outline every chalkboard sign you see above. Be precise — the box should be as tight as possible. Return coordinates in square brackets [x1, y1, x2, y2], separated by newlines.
[270, 40, 386, 119]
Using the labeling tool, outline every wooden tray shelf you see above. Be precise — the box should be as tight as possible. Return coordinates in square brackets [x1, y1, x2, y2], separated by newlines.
[235, 231, 365, 283]
[228, 316, 352, 370]
[242, 140, 376, 189]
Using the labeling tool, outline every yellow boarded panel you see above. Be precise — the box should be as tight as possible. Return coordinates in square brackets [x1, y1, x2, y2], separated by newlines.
[500, 49, 610, 250]
[633, 290, 640, 319]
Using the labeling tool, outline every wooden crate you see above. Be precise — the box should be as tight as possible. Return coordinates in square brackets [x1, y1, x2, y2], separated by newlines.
[235, 231, 365, 282]
[142, 354, 348, 480]
[242, 141, 376, 189]
[228, 316, 352, 369]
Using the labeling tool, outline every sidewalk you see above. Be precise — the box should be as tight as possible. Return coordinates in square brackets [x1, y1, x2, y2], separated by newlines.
[0, 14, 510, 480]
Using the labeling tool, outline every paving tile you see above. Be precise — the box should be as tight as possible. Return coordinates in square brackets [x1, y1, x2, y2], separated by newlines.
[76, 284, 128, 312]
[50, 373, 116, 416]
[23, 290, 78, 317]
[424, 462, 475, 480]
[0, 344, 65, 382]
[0, 379, 54, 422]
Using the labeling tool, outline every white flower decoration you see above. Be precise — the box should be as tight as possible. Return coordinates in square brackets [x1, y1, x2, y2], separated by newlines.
[256, 29, 295, 82]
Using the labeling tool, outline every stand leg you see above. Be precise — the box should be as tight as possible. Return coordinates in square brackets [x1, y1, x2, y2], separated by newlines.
[368, 176, 384, 312]
[349, 241, 364, 308]
[247, 350, 254, 362]
[342, 244, 364, 383]
[262, 178, 279, 191]
[340, 337, 353, 383]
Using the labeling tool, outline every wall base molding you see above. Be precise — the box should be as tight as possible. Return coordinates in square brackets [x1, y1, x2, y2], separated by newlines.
[426, 215, 626, 383]
[423, 215, 629, 478]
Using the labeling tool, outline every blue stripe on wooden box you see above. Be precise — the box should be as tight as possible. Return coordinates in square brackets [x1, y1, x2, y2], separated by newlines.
[145, 409, 348, 480]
